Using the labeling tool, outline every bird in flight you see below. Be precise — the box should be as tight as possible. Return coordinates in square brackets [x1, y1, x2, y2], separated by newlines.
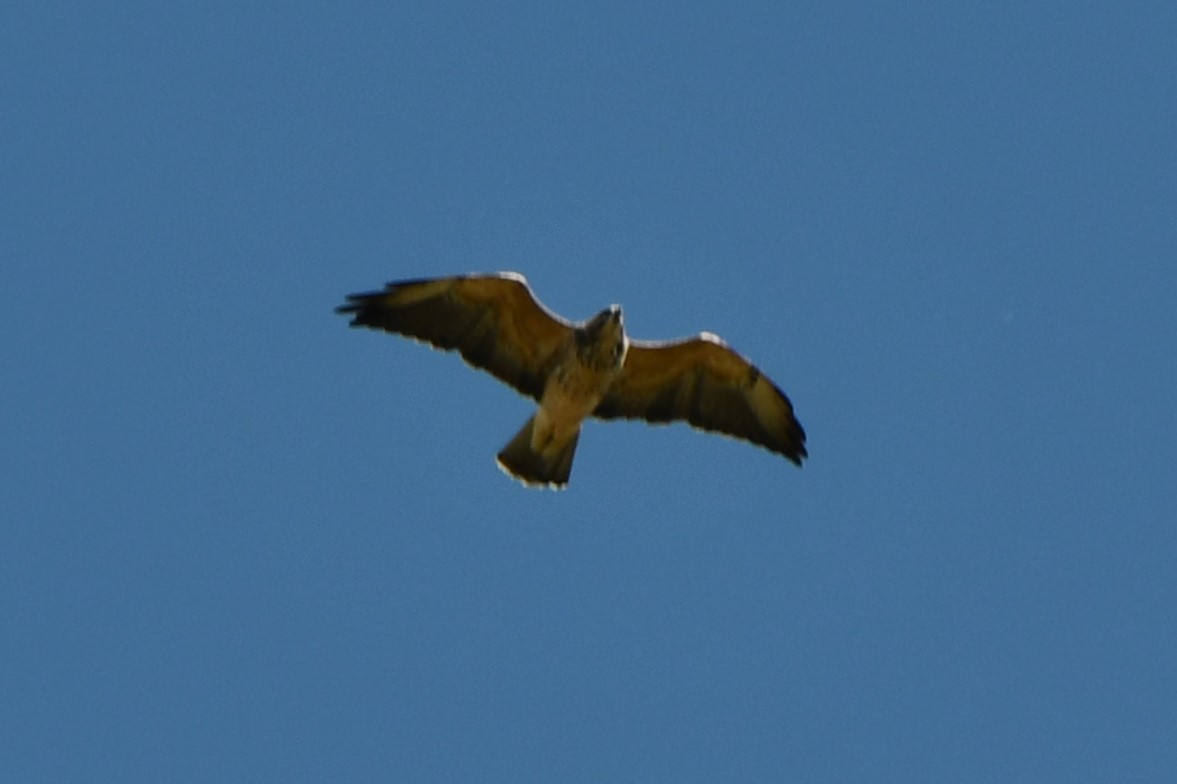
[336, 273, 806, 488]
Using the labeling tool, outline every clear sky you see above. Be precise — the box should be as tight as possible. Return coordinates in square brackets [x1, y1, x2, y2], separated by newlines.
[3, 2, 1175, 781]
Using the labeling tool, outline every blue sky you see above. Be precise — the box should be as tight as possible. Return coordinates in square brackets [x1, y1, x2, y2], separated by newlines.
[3, 1, 1175, 781]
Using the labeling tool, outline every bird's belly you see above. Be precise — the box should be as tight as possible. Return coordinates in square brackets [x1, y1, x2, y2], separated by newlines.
[532, 365, 614, 452]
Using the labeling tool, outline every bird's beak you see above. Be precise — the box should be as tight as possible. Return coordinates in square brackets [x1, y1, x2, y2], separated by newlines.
[589, 306, 623, 334]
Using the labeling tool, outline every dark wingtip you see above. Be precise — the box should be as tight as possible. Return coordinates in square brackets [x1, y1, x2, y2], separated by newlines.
[792, 422, 808, 465]
[335, 291, 385, 324]
[786, 427, 808, 466]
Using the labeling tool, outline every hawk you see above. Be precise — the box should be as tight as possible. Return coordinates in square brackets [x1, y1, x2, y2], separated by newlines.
[336, 273, 806, 488]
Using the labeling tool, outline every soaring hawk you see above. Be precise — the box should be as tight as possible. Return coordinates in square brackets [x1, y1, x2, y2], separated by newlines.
[337, 273, 806, 488]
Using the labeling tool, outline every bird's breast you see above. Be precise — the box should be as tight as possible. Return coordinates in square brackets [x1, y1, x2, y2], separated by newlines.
[540, 353, 620, 426]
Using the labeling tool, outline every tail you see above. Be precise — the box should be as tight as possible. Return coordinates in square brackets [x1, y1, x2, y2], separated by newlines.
[496, 416, 580, 489]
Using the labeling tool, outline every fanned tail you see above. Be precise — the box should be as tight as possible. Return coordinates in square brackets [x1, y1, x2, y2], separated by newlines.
[496, 416, 579, 489]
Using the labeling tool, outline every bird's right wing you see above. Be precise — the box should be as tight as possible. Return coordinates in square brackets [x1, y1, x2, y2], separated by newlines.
[336, 273, 574, 401]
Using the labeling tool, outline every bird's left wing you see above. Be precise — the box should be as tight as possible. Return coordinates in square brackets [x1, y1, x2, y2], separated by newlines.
[336, 273, 573, 401]
[593, 334, 807, 464]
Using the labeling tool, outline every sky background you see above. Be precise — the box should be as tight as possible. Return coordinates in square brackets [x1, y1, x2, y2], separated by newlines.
[3, 1, 1175, 781]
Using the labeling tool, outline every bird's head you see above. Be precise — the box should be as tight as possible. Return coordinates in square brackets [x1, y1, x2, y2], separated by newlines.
[578, 305, 628, 370]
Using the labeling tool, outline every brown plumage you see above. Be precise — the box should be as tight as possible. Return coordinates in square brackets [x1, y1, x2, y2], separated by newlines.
[337, 272, 806, 487]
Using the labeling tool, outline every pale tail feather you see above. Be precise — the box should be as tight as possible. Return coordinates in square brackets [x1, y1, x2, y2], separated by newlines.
[496, 416, 579, 488]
